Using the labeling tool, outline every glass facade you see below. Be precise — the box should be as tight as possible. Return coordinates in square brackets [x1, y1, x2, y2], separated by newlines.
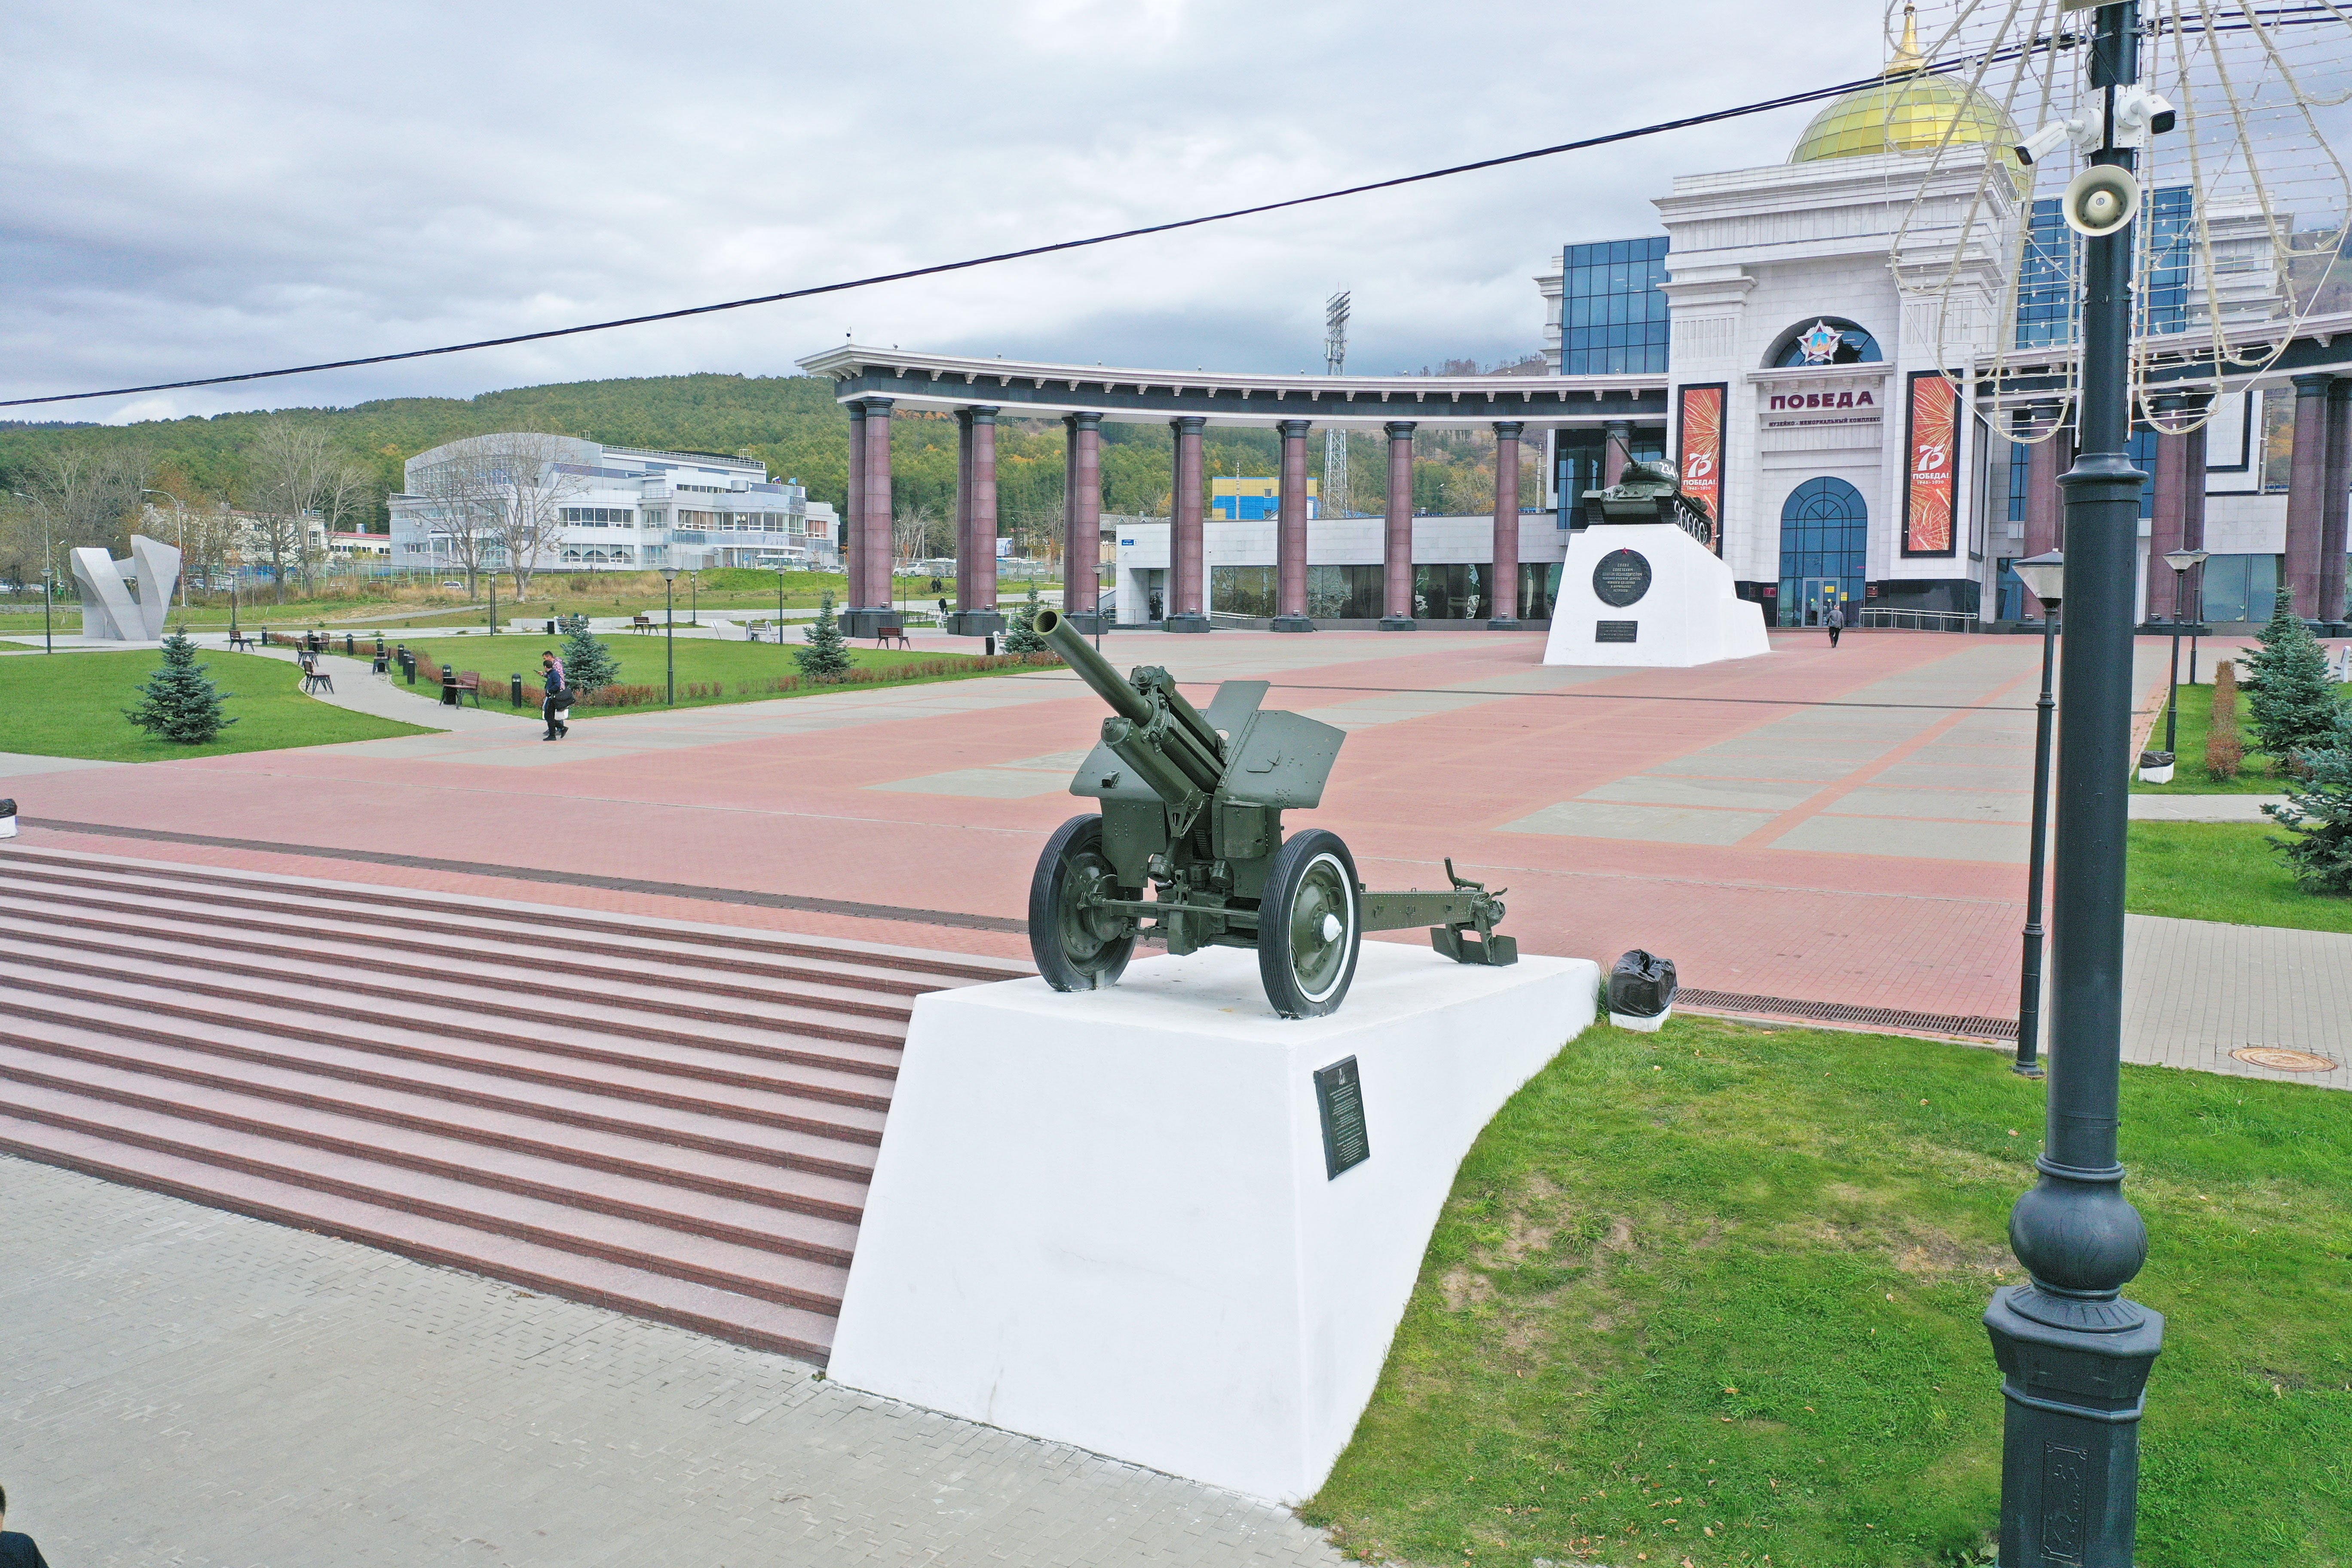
[1413, 564, 1491, 622]
[2015, 187, 2193, 348]
[1562, 236, 1670, 375]
[1776, 476, 1870, 625]
[2144, 185, 2193, 336]
[2201, 554, 2279, 623]
[2015, 198, 2076, 349]
[1210, 565, 1380, 620]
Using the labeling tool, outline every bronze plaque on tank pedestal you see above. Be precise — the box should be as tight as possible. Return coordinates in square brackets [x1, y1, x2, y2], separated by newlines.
[1314, 1056, 1370, 1179]
[1593, 548, 1653, 607]
[1595, 620, 1639, 643]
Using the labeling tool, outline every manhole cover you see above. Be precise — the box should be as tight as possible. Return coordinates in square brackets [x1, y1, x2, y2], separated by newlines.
[2230, 1046, 2340, 1073]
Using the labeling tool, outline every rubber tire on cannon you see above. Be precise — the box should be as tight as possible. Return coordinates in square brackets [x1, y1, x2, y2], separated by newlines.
[1257, 828, 1362, 1019]
[1030, 814, 1136, 992]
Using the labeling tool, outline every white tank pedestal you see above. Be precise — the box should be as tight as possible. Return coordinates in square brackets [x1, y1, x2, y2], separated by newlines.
[827, 941, 1598, 1504]
[1542, 521, 1771, 668]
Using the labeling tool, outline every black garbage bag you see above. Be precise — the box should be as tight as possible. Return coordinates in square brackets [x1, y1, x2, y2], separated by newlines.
[1607, 949, 1677, 1018]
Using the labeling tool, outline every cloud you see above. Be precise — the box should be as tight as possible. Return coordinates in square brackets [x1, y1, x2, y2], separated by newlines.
[1, 0, 1889, 423]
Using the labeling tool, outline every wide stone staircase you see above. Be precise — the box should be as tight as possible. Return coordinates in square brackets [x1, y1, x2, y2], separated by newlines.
[0, 844, 1027, 1364]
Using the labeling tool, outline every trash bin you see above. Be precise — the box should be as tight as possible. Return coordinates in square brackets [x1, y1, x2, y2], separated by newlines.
[1607, 949, 1677, 1032]
[2138, 748, 2175, 784]
[0, 797, 17, 840]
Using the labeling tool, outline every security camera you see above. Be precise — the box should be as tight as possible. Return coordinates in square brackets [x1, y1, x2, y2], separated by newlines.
[2113, 86, 2177, 144]
[2062, 165, 2142, 237]
[2015, 119, 2082, 166]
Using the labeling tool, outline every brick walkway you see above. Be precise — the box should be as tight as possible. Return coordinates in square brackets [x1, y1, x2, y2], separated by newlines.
[0, 1155, 1343, 1568]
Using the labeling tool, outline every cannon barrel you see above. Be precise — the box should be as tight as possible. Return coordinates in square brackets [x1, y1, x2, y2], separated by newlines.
[1035, 609, 1152, 726]
[1036, 609, 1223, 796]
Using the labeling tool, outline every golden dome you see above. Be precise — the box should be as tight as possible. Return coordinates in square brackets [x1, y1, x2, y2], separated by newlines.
[1789, 8, 2024, 172]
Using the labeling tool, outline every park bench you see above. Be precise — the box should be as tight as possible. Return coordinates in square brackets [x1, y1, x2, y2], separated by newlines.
[874, 622, 911, 649]
[298, 657, 334, 695]
[630, 615, 655, 633]
[453, 671, 483, 707]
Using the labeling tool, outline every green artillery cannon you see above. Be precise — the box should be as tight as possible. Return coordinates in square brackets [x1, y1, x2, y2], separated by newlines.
[1026, 608, 1514, 1017]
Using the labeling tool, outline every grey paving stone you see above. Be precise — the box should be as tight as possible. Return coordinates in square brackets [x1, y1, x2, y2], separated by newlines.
[0, 1157, 1344, 1568]
[1770, 814, 2030, 863]
[1822, 785, 2034, 824]
[1498, 799, 1779, 845]
[1579, 774, 1825, 811]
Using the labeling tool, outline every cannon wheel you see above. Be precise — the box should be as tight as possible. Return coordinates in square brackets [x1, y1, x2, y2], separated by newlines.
[1258, 829, 1361, 1018]
[1029, 814, 1136, 992]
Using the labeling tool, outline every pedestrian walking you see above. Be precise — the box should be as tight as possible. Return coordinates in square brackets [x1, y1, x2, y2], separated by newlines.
[1, 1483, 53, 1568]
[1827, 601, 1846, 649]
[540, 651, 570, 741]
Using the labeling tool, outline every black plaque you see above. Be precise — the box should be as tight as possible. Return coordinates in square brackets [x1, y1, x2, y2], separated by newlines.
[1592, 548, 1653, 608]
[1314, 1056, 1370, 1179]
[1595, 620, 1639, 643]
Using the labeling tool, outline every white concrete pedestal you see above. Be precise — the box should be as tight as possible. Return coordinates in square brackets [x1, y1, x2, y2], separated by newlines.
[1542, 521, 1770, 668]
[828, 941, 1598, 1503]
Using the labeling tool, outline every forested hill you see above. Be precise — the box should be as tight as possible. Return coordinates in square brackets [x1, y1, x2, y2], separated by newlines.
[0, 371, 1532, 548]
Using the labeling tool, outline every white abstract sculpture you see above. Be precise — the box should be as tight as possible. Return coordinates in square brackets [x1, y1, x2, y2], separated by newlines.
[70, 534, 181, 641]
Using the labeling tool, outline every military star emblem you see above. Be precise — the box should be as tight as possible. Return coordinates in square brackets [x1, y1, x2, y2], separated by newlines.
[1797, 320, 1844, 363]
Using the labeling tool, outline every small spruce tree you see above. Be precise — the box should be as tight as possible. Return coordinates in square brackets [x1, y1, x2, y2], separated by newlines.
[557, 613, 622, 695]
[126, 631, 235, 744]
[2247, 585, 2338, 761]
[796, 591, 852, 680]
[2266, 703, 2352, 894]
[1004, 576, 1048, 654]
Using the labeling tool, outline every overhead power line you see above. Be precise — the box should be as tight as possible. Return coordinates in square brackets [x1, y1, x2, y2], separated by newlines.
[3, 6, 2333, 412]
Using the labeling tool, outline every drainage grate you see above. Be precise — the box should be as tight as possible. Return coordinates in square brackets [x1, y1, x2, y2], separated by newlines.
[1679, 987, 2018, 1042]
[2230, 1046, 2341, 1073]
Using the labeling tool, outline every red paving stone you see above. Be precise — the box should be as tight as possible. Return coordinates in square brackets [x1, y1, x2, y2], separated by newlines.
[7, 628, 2190, 1023]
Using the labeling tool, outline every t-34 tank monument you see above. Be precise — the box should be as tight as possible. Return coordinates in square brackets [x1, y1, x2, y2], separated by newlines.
[1025, 606, 1513, 1016]
[1542, 459, 1771, 669]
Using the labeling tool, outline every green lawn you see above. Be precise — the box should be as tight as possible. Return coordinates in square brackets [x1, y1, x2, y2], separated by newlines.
[0, 649, 431, 762]
[2128, 820, 2352, 934]
[1309, 1013, 2352, 1568]
[2134, 680, 2352, 795]
[334, 635, 1051, 716]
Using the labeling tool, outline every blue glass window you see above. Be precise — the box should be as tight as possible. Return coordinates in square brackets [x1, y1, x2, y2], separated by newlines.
[1562, 235, 1669, 375]
[2015, 186, 2192, 347]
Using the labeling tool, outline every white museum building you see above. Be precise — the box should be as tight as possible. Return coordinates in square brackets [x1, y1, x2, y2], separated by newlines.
[389, 437, 837, 574]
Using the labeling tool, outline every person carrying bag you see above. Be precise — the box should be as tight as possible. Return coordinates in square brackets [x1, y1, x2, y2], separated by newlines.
[540, 652, 571, 741]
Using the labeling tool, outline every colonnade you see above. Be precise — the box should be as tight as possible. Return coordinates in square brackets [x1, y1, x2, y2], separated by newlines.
[2017, 377, 2352, 625]
[840, 404, 1550, 632]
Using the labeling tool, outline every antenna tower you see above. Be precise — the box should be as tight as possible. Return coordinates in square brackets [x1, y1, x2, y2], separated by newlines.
[1323, 290, 1351, 517]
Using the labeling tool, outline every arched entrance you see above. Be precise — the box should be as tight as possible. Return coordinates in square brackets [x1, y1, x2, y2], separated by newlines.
[1777, 477, 1868, 626]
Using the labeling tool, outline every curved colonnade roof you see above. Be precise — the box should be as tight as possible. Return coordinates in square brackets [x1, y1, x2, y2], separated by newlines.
[794, 345, 1669, 429]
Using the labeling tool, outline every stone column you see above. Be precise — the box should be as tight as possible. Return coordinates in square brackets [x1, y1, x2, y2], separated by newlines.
[1271, 419, 1314, 631]
[1488, 421, 1524, 628]
[845, 401, 867, 610]
[2323, 378, 2352, 625]
[861, 397, 896, 630]
[1063, 412, 1102, 622]
[1166, 416, 1209, 632]
[2286, 372, 2334, 618]
[1381, 422, 1417, 630]
[954, 409, 974, 614]
[947, 407, 1004, 636]
[1602, 419, 1632, 487]
[2146, 394, 2192, 624]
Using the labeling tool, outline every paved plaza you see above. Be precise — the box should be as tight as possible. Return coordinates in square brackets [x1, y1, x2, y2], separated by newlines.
[0, 1155, 1342, 1568]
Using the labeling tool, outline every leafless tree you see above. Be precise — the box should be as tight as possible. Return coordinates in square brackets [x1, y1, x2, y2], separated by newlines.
[17, 445, 153, 579]
[409, 432, 587, 600]
[893, 501, 941, 567]
[243, 420, 341, 603]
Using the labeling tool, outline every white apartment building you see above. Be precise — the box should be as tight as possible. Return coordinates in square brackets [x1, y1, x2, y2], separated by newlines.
[388, 436, 837, 573]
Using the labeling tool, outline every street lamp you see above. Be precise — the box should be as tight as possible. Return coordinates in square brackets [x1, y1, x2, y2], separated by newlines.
[776, 563, 788, 655]
[140, 487, 190, 611]
[659, 566, 679, 705]
[2162, 547, 2210, 756]
[2009, 549, 2064, 1081]
[1986, 8, 2165, 1565]
[689, 570, 699, 628]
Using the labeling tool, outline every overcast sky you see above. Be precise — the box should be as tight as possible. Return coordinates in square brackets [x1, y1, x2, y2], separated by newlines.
[3, 0, 1894, 426]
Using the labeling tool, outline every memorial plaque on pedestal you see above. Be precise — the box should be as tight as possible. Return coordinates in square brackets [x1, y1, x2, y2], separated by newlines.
[1595, 620, 1639, 643]
[1314, 1056, 1370, 1179]
[1592, 549, 1653, 608]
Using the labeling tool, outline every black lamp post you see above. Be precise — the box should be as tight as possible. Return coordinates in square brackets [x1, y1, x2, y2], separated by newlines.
[1986, 6, 2165, 1564]
[659, 566, 679, 705]
[2162, 547, 2209, 756]
[2009, 549, 2063, 1081]
[777, 564, 788, 653]
[689, 570, 699, 628]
